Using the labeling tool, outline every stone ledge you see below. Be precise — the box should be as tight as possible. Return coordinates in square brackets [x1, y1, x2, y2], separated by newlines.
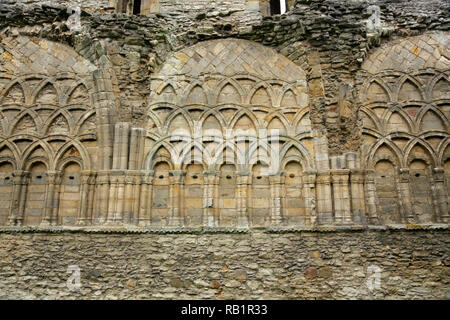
[0, 224, 447, 234]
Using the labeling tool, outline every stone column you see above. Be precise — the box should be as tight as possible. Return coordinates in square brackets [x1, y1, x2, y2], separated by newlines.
[112, 122, 130, 171]
[398, 168, 415, 223]
[236, 171, 251, 228]
[350, 169, 366, 224]
[107, 170, 126, 224]
[41, 171, 61, 226]
[77, 171, 95, 225]
[95, 171, 110, 224]
[138, 170, 154, 226]
[7, 170, 29, 226]
[431, 167, 449, 223]
[331, 169, 352, 225]
[303, 170, 317, 225]
[124, 170, 139, 224]
[168, 170, 185, 227]
[364, 169, 379, 224]
[202, 171, 220, 227]
[316, 172, 333, 224]
[86, 172, 97, 225]
[269, 172, 284, 226]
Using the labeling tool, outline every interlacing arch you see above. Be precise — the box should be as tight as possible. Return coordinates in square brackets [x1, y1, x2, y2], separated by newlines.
[360, 32, 450, 224]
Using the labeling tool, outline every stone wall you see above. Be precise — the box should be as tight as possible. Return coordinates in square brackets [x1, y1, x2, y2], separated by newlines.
[0, 0, 449, 299]
[0, 227, 448, 299]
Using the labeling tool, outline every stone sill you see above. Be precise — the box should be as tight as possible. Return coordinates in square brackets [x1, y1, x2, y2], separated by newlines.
[0, 224, 447, 234]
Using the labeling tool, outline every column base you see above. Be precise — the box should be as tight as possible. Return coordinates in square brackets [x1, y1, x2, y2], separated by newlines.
[168, 216, 184, 227]
[236, 216, 249, 228]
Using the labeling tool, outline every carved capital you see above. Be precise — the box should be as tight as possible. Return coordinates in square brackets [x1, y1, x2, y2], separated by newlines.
[432, 167, 445, 182]
[141, 170, 155, 184]
[11, 170, 29, 184]
[316, 171, 331, 184]
[96, 171, 110, 185]
[169, 170, 185, 184]
[399, 168, 410, 182]
[46, 170, 63, 185]
[350, 169, 365, 183]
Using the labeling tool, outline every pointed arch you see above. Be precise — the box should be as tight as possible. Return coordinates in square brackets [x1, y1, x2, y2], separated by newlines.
[54, 140, 91, 171]
[44, 111, 73, 136]
[367, 139, 403, 169]
[65, 82, 90, 105]
[417, 107, 448, 132]
[396, 76, 425, 102]
[229, 109, 258, 132]
[1, 81, 25, 105]
[248, 84, 273, 107]
[33, 81, 59, 105]
[10, 112, 39, 136]
[183, 83, 208, 105]
[363, 78, 392, 104]
[216, 79, 244, 105]
[404, 139, 437, 168]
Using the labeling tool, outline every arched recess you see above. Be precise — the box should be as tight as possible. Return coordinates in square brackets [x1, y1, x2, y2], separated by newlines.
[360, 33, 450, 225]
[23, 161, 47, 226]
[374, 160, 401, 224]
[283, 160, 305, 225]
[184, 163, 204, 226]
[145, 38, 310, 227]
[0, 161, 14, 224]
[152, 161, 171, 226]
[250, 162, 271, 227]
[218, 164, 237, 227]
[57, 161, 82, 225]
[408, 159, 434, 223]
[0, 36, 108, 226]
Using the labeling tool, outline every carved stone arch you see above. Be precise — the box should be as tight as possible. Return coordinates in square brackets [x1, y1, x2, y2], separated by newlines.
[182, 81, 210, 105]
[367, 139, 403, 169]
[64, 79, 92, 106]
[32, 79, 61, 105]
[266, 114, 289, 136]
[164, 107, 194, 137]
[395, 75, 426, 103]
[361, 77, 393, 104]
[74, 110, 97, 136]
[211, 141, 241, 171]
[147, 103, 176, 132]
[0, 145, 18, 171]
[247, 81, 274, 107]
[360, 106, 383, 133]
[43, 110, 74, 136]
[229, 108, 258, 132]
[292, 107, 313, 135]
[153, 81, 179, 105]
[0, 80, 26, 105]
[57, 156, 83, 172]
[427, 72, 450, 102]
[404, 139, 437, 169]
[144, 141, 176, 170]
[280, 139, 314, 171]
[0, 140, 20, 167]
[9, 109, 41, 137]
[198, 108, 228, 134]
[215, 78, 245, 105]
[179, 142, 211, 170]
[54, 141, 91, 171]
[384, 108, 414, 134]
[21, 140, 53, 170]
[416, 105, 448, 132]
[437, 137, 450, 167]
